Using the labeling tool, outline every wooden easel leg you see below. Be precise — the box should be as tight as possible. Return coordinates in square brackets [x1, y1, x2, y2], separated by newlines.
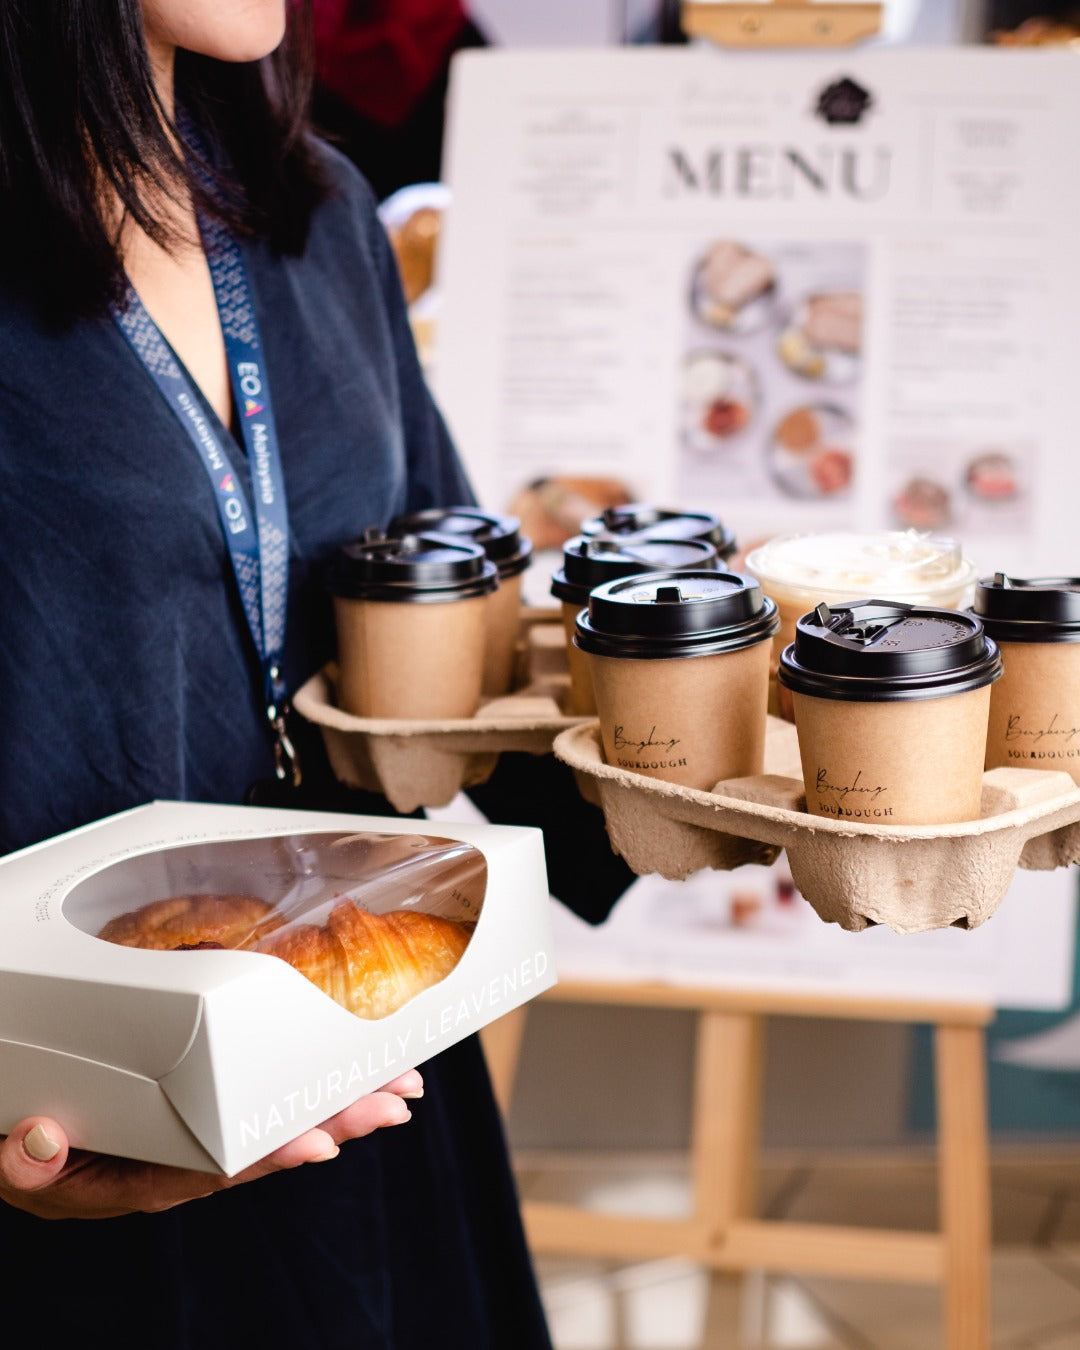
[692, 1010, 765, 1232]
[480, 1004, 529, 1119]
[935, 1022, 991, 1350]
[693, 1010, 765, 1345]
[702, 1269, 761, 1350]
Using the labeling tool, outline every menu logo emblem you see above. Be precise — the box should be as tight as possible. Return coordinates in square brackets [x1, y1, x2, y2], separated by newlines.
[815, 77, 873, 126]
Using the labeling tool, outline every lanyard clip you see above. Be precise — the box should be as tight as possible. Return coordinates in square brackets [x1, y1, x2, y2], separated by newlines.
[267, 701, 302, 788]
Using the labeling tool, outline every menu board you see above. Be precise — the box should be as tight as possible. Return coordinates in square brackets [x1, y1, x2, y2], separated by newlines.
[430, 44, 1080, 1014]
[434, 44, 1080, 586]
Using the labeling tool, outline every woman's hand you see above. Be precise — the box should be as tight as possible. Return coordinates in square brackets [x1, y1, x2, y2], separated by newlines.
[0, 1069, 423, 1220]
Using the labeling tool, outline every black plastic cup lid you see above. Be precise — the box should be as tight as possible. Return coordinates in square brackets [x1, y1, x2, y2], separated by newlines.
[387, 506, 533, 577]
[777, 599, 1002, 702]
[550, 536, 718, 605]
[581, 503, 736, 560]
[574, 569, 778, 659]
[972, 573, 1080, 642]
[326, 529, 498, 602]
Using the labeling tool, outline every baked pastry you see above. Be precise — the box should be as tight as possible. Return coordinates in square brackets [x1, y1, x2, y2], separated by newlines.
[97, 892, 281, 950]
[255, 901, 473, 1019]
[388, 205, 442, 306]
[97, 892, 473, 1020]
[991, 18, 1080, 45]
[508, 475, 633, 550]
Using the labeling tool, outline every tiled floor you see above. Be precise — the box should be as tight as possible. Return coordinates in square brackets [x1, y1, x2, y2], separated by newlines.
[516, 1145, 1080, 1349]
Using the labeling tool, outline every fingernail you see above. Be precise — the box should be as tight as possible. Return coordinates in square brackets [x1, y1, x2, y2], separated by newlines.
[400, 1087, 424, 1100]
[312, 1146, 340, 1163]
[24, 1124, 60, 1162]
[393, 1104, 412, 1123]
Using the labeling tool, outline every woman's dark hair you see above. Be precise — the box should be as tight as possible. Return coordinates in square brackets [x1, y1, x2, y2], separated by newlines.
[0, 1, 330, 325]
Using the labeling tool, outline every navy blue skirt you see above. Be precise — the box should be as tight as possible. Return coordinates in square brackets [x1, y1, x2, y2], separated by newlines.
[1, 1036, 552, 1349]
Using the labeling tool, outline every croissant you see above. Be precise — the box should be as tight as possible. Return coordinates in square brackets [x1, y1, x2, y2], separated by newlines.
[97, 893, 473, 1019]
[255, 901, 473, 1019]
[96, 893, 282, 950]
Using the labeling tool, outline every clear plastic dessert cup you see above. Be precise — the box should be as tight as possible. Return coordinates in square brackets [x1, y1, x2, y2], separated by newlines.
[745, 530, 979, 718]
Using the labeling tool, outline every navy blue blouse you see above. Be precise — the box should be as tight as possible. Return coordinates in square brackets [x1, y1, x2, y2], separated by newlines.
[0, 144, 474, 849]
[0, 146, 556, 1349]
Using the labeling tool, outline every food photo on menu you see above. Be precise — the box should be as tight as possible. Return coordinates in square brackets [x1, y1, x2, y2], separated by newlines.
[690, 238, 777, 333]
[679, 349, 760, 449]
[677, 238, 866, 512]
[888, 439, 1032, 535]
[776, 289, 863, 384]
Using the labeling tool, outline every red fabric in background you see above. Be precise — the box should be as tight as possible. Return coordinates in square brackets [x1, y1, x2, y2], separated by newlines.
[312, 0, 469, 127]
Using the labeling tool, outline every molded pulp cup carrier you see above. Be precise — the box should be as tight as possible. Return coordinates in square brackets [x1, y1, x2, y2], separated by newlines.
[573, 569, 778, 790]
[551, 535, 720, 714]
[779, 599, 1001, 826]
[327, 531, 497, 719]
[974, 574, 1080, 785]
[579, 502, 737, 562]
[387, 508, 534, 696]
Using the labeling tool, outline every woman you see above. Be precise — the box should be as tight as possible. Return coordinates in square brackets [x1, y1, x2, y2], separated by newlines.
[0, 2, 631, 1345]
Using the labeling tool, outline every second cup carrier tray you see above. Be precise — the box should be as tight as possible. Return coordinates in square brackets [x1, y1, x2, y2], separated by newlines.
[552, 716, 1080, 933]
[293, 616, 1080, 935]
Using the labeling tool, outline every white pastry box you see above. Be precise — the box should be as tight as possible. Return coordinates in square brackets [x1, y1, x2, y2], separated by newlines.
[0, 800, 556, 1175]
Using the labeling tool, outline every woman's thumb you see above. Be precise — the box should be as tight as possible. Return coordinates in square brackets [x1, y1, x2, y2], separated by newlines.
[0, 1119, 68, 1191]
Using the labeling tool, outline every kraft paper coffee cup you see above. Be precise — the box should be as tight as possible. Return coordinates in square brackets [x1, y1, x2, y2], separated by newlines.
[327, 531, 497, 718]
[388, 507, 533, 697]
[580, 503, 737, 562]
[574, 569, 778, 789]
[778, 600, 1002, 826]
[551, 536, 720, 714]
[745, 530, 979, 719]
[973, 574, 1080, 785]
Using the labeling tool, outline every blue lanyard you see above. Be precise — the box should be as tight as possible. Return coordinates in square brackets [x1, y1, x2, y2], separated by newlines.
[111, 211, 300, 785]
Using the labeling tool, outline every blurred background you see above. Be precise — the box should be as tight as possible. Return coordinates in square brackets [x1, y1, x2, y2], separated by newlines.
[317, 3, 1080, 1345]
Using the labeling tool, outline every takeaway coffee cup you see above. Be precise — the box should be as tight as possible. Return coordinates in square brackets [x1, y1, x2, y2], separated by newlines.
[388, 507, 533, 697]
[573, 569, 778, 789]
[973, 574, 1080, 785]
[744, 530, 978, 718]
[580, 503, 737, 562]
[778, 600, 1002, 826]
[326, 531, 497, 719]
[551, 536, 720, 714]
